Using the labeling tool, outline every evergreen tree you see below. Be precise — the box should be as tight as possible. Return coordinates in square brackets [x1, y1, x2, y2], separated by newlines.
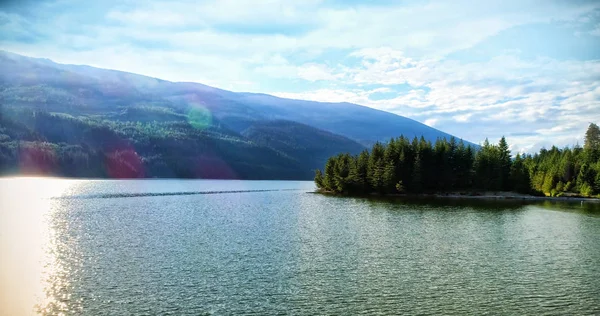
[383, 139, 399, 192]
[498, 136, 512, 191]
[323, 158, 336, 191]
[334, 153, 351, 193]
[474, 139, 494, 190]
[584, 123, 600, 162]
[355, 150, 370, 192]
[510, 154, 531, 194]
[434, 138, 449, 190]
[315, 124, 599, 198]
[368, 142, 385, 193]
[542, 173, 556, 196]
[584, 123, 600, 152]
[594, 172, 600, 195]
[461, 144, 475, 189]
[382, 161, 397, 193]
[314, 169, 324, 189]
[411, 152, 423, 192]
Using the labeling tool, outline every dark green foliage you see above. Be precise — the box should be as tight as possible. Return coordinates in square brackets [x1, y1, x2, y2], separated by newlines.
[316, 129, 600, 197]
[323, 158, 336, 189]
[411, 152, 423, 192]
[584, 123, 600, 162]
[0, 106, 357, 179]
[317, 136, 477, 194]
[526, 144, 600, 197]
[241, 120, 364, 172]
[510, 154, 531, 194]
[353, 150, 370, 193]
[368, 142, 386, 193]
[498, 136, 511, 191]
[314, 169, 324, 189]
[584, 123, 600, 151]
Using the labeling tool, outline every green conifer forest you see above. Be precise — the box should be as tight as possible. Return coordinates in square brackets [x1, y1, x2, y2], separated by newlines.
[315, 123, 600, 198]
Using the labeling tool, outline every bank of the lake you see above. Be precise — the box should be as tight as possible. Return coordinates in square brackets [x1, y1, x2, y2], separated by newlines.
[315, 189, 600, 203]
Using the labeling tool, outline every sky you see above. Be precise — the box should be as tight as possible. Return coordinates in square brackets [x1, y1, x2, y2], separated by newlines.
[1, 0, 599, 153]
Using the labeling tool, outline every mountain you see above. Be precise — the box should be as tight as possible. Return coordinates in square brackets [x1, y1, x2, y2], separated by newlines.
[242, 120, 366, 172]
[0, 51, 474, 179]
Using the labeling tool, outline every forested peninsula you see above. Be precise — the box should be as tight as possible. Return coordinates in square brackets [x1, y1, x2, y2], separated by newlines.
[315, 123, 600, 199]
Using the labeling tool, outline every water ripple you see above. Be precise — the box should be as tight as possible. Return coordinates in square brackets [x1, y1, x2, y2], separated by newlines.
[50, 189, 302, 199]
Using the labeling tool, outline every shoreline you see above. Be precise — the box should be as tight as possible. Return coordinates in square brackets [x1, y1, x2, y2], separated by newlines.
[314, 190, 600, 203]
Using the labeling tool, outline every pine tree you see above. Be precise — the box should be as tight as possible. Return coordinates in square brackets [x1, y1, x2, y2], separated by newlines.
[498, 136, 512, 191]
[315, 125, 598, 197]
[355, 150, 370, 193]
[368, 142, 385, 193]
[314, 169, 324, 189]
[419, 137, 433, 190]
[510, 154, 531, 194]
[584, 123, 600, 152]
[384, 138, 401, 193]
[474, 139, 493, 190]
[382, 161, 397, 193]
[433, 138, 448, 190]
[411, 152, 423, 192]
[461, 144, 475, 189]
[334, 153, 351, 193]
[542, 173, 556, 196]
[594, 172, 600, 195]
[584, 123, 600, 162]
[323, 157, 336, 191]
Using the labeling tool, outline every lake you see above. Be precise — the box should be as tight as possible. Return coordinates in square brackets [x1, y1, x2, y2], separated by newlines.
[1, 178, 599, 315]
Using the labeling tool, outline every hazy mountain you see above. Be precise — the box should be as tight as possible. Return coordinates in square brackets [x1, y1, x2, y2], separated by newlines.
[242, 120, 365, 172]
[0, 51, 467, 144]
[0, 51, 474, 179]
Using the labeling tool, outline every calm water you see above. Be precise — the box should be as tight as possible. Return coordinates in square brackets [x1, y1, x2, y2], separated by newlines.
[1, 178, 600, 315]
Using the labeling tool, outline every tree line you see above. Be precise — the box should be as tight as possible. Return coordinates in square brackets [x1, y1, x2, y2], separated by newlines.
[0, 106, 309, 179]
[315, 123, 600, 198]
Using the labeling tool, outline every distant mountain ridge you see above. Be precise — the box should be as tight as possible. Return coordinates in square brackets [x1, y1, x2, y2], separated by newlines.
[0, 51, 475, 179]
[242, 120, 366, 172]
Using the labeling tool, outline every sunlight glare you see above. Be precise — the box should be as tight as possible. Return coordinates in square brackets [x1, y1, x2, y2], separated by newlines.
[0, 177, 76, 315]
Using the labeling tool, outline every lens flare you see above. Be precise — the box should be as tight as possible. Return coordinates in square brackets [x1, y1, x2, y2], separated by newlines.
[104, 148, 145, 178]
[19, 142, 58, 175]
[194, 153, 237, 179]
[187, 103, 212, 130]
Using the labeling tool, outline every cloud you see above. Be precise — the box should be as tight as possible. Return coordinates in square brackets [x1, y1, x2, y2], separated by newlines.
[297, 64, 342, 82]
[0, 0, 599, 152]
[270, 50, 600, 152]
[107, 0, 322, 30]
[424, 118, 440, 127]
[453, 113, 473, 123]
[255, 61, 342, 82]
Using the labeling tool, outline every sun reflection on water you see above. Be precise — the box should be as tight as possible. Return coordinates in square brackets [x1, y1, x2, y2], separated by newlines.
[0, 177, 78, 315]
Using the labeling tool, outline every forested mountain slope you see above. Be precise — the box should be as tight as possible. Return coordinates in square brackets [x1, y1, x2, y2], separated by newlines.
[0, 51, 472, 179]
[0, 51, 468, 145]
[242, 120, 365, 172]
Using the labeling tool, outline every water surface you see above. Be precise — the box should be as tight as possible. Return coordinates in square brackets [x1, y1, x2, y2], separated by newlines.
[1, 178, 599, 315]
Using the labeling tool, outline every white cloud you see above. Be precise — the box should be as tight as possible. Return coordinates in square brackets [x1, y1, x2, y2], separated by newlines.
[297, 64, 340, 81]
[453, 113, 473, 122]
[256, 62, 342, 82]
[274, 88, 373, 104]
[107, 0, 322, 28]
[268, 49, 600, 152]
[424, 118, 440, 127]
[1, 0, 599, 152]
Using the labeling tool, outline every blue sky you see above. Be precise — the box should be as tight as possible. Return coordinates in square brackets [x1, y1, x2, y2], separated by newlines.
[1, 0, 599, 152]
